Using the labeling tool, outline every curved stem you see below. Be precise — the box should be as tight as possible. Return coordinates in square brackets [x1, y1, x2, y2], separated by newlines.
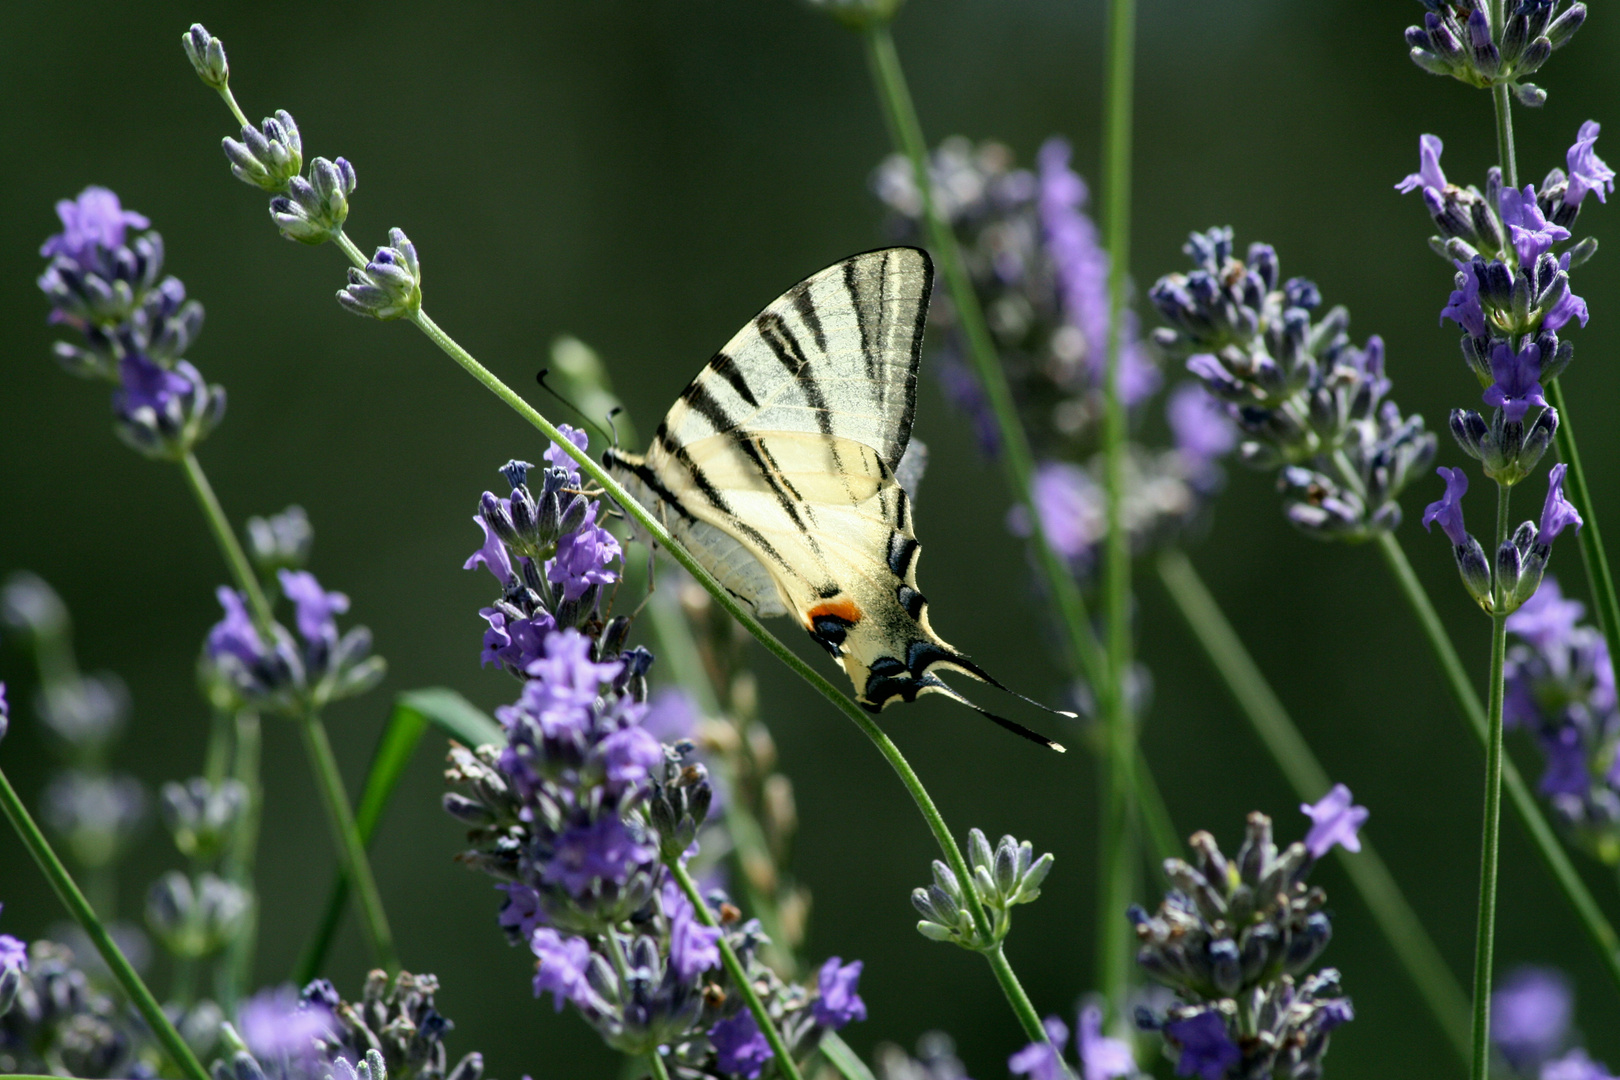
[1469, 485, 1512, 1080]
[1376, 533, 1620, 989]
[667, 860, 804, 1080]
[985, 944, 1049, 1045]
[0, 767, 210, 1080]
[296, 712, 398, 973]
[1097, 0, 1139, 1027]
[179, 451, 274, 635]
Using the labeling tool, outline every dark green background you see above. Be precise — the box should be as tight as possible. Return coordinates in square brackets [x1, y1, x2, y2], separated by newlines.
[2, 2, 1618, 1076]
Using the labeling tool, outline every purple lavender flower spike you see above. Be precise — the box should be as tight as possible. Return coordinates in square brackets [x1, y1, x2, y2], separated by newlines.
[1491, 966, 1573, 1071]
[1300, 783, 1369, 858]
[661, 881, 721, 982]
[207, 586, 266, 666]
[0, 901, 26, 974]
[1542, 276, 1590, 332]
[1500, 186, 1571, 266]
[1506, 577, 1585, 649]
[1396, 134, 1448, 194]
[530, 927, 593, 1012]
[1422, 467, 1470, 545]
[478, 606, 553, 671]
[542, 815, 657, 896]
[596, 724, 663, 789]
[1009, 461, 1101, 566]
[238, 984, 334, 1067]
[1539, 463, 1583, 543]
[114, 354, 192, 418]
[1566, 121, 1615, 207]
[1484, 339, 1548, 423]
[278, 569, 349, 644]
[709, 1011, 774, 1079]
[497, 882, 546, 942]
[464, 513, 515, 585]
[1078, 1003, 1135, 1080]
[544, 424, 590, 481]
[812, 956, 867, 1029]
[1441, 261, 1488, 337]
[1164, 1010, 1241, 1080]
[1168, 383, 1236, 468]
[1009, 1016, 1069, 1080]
[548, 503, 621, 602]
[1537, 726, 1591, 796]
[39, 187, 150, 263]
[1542, 1049, 1620, 1080]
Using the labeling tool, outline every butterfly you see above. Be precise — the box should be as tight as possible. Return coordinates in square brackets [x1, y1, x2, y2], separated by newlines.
[603, 247, 1068, 751]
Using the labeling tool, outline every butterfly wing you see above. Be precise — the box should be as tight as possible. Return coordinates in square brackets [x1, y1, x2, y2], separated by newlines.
[604, 247, 1009, 713]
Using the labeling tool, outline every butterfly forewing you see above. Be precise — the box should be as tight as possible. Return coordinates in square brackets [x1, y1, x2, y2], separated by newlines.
[606, 246, 1050, 734]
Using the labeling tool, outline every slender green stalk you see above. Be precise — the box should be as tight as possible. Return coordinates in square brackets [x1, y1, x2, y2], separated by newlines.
[1469, 484, 1512, 1080]
[1376, 533, 1620, 987]
[1544, 381, 1620, 682]
[295, 713, 397, 972]
[1157, 548, 1472, 1062]
[1491, 85, 1518, 191]
[860, 23, 1106, 692]
[1134, 747, 1180, 869]
[179, 451, 274, 633]
[668, 860, 805, 1080]
[0, 767, 210, 1080]
[984, 945, 1049, 1044]
[1097, 0, 1139, 1028]
[645, 1052, 672, 1080]
[221, 708, 261, 1007]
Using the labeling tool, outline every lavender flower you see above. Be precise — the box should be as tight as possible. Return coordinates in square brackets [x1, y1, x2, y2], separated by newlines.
[0, 683, 8, 745]
[0, 906, 25, 976]
[811, 957, 867, 1030]
[1403, 0, 1585, 97]
[530, 928, 595, 1012]
[36, 188, 222, 458]
[1078, 1004, 1135, 1080]
[1167, 383, 1236, 478]
[663, 881, 722, 982]
[1152, 228, 1433, 539]
[1161, 1011, 1240, 1080]
[1132, 811, 1352, 1077]
[1540, 464, 1583, 543]
[239, 985, 335, 1074]
[709, 1011, 773, 1079]
[1503, 576, 1620, 858]
[1492, 966, 1574, 1071]
[1565, 121, 1614, 207]
[42, 770, 147, 869]
[1422, 466, 1471, 546]
[1008, 1017, 1068, 1080]
[1542, 1049, 1619, 1080]
[1299, 784, 1369, 859]
[338, 228, 421, 320]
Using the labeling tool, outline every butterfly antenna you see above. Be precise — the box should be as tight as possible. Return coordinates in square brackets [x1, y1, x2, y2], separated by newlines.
[939, 650, 1080, 720]
[535, 368, 615, 445]
[923, 676, 1066, 753]
[606, 407, 624, 449]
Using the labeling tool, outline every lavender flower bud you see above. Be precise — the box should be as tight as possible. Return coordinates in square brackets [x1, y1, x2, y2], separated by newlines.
[338, 228, 421, 320]
[0, 963, 20, 1016]
[246, 505, 314, 575]
[224, 112, 303, 193]
[1455, 537, 1494, 607]
[160, 778, 249, 860]
[1545, 4, 1585, 49]
[146, 872, 249, 959]
[270, 157, 356, 245]
[182, 24, 229, 90]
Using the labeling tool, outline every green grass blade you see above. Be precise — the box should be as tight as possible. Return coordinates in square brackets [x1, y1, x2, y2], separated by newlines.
[819, 1032, 878, 1080]
[293, 689, 501, 982]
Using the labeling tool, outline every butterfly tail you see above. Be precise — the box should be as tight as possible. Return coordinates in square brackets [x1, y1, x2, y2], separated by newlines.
[919, 675, 1067, 753]
[933, 650, 1080, 721]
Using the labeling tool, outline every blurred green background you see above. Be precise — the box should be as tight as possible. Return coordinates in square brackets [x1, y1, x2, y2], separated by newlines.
[3, 1, 1619, 1076]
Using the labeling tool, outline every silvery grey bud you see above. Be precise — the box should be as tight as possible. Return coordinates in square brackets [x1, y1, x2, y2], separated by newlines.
[182, 24, 229, 90]
[338, 228, 421, 319]
[271, 157, 356, 245]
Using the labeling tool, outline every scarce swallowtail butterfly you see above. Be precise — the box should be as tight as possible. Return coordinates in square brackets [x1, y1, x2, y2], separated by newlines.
[603, 247, 1069, 751]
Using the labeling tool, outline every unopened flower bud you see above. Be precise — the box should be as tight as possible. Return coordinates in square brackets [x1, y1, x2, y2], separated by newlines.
[338, 228, 421, 319]
[271, 157, 356, 245]
[182, 24, 229, 90]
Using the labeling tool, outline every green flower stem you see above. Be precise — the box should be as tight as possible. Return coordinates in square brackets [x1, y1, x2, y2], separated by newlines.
[984, 944, 1049, 1046]
[1134, 746, 1180, 869]
[645, 1052, 672, 1080]
[1097, 0, 1139, 1027]
[1156, 548, 1472, 1063]
[860, 23, 1107, 693]
[179, 451, 274, 634]
[1376, 532, 1620, 988]
[1469, 485, 1513, 1080]
[0, 766, 210, 1080]
[221, 708, 262, 1007]
[1545, 380, 1620, 687]
[667, 859, 805, 1080]
[295, 712, 398, 973]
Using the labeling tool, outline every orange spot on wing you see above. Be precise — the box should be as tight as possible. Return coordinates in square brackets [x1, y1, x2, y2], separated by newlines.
[806, 598, 862, 627]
